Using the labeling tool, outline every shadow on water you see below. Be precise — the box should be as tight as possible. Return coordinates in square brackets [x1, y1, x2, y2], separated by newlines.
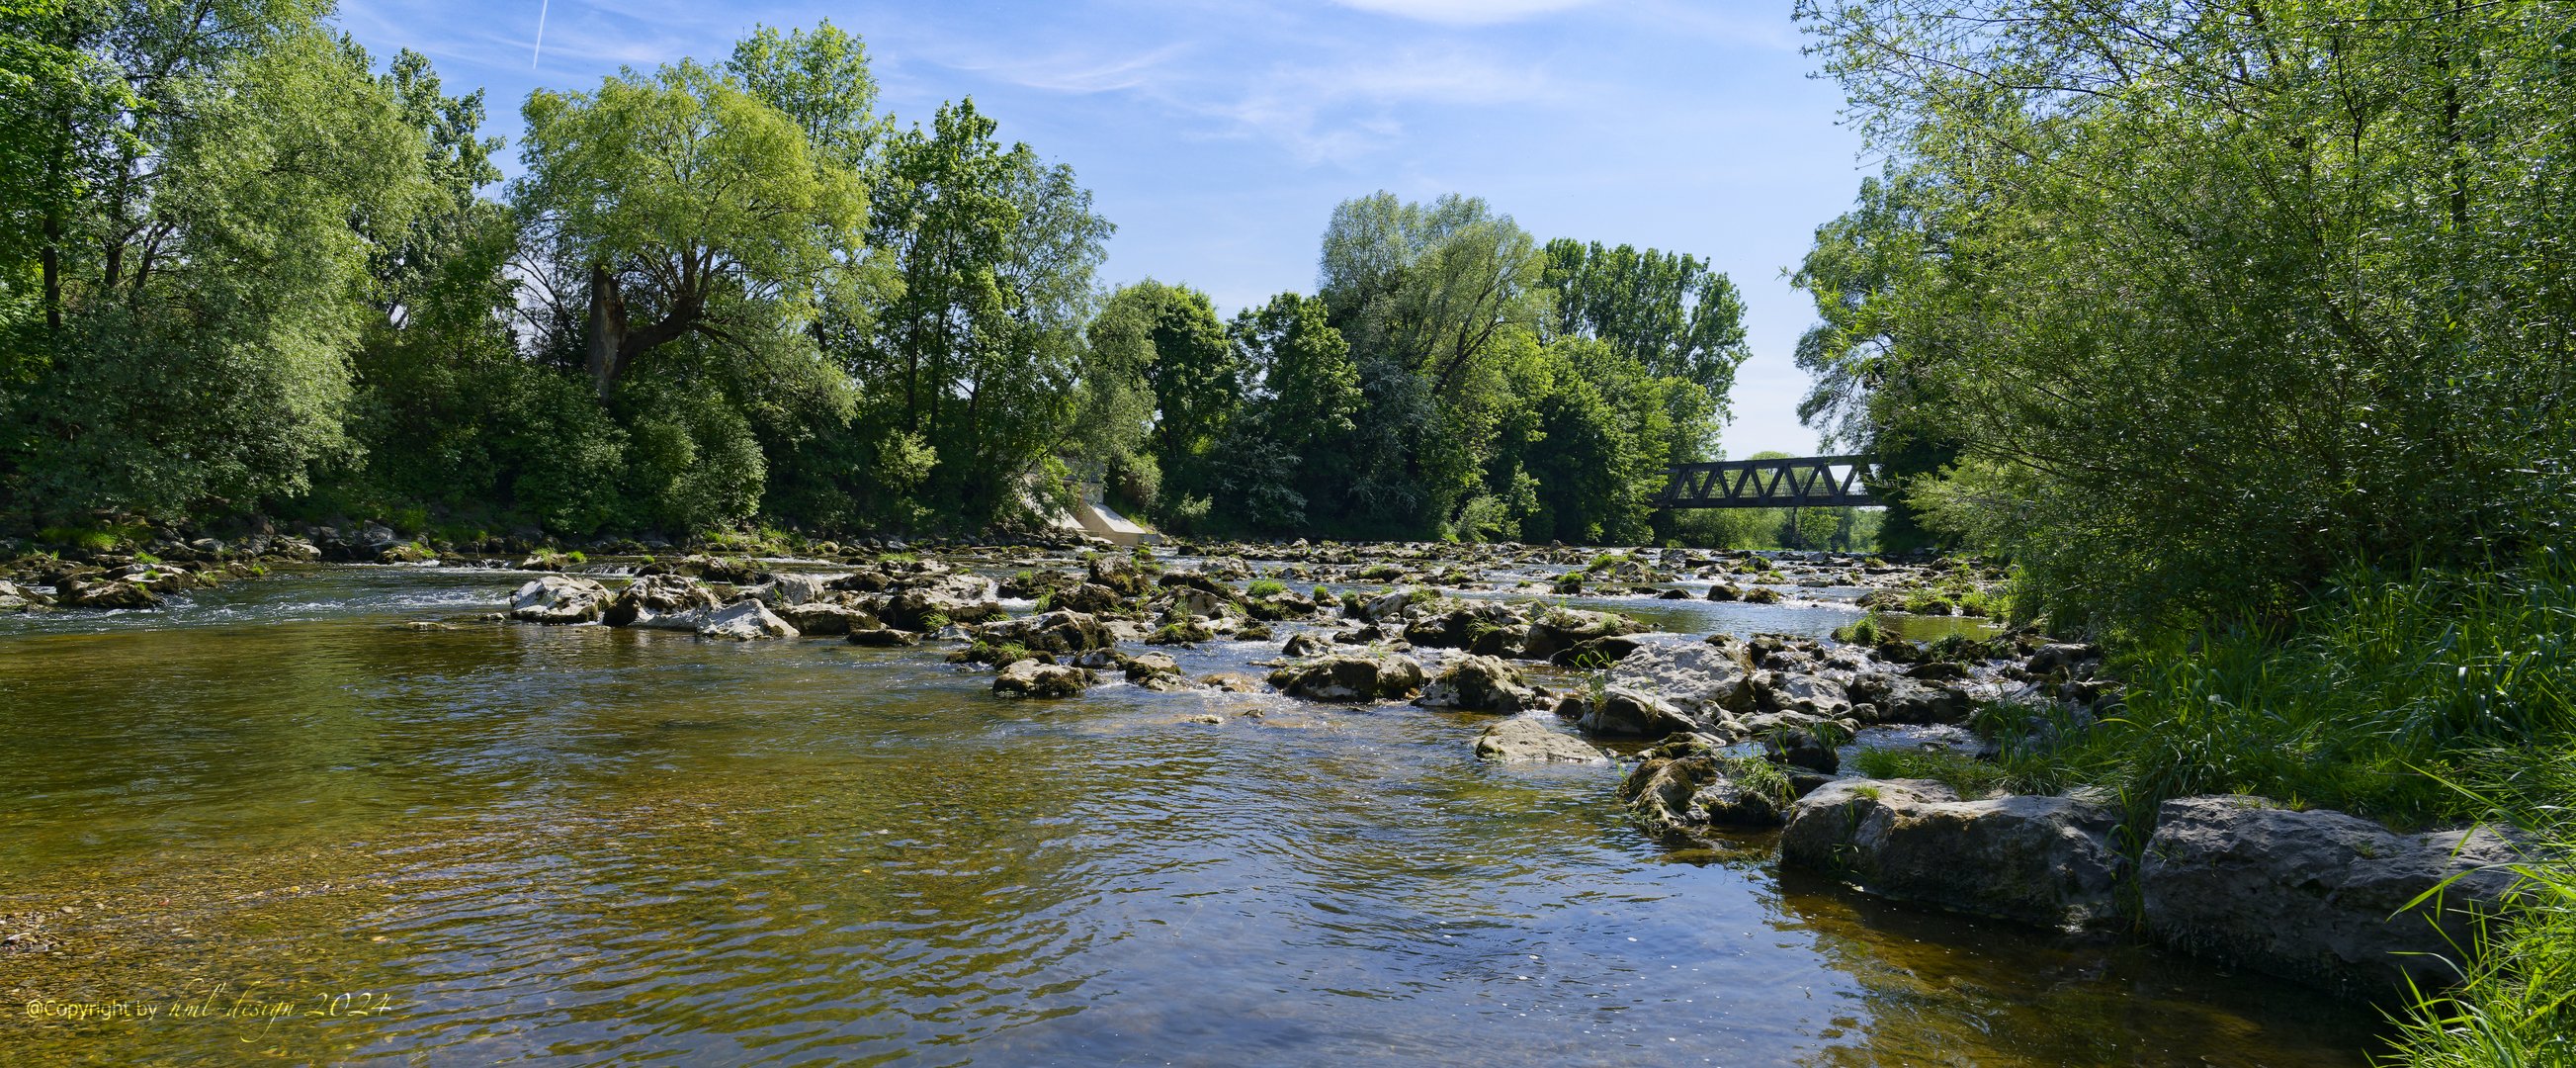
[0, 566, 2384, 1065]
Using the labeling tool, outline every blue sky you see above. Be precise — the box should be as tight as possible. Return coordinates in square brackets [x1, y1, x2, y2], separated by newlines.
[334, 0, 1871, 457]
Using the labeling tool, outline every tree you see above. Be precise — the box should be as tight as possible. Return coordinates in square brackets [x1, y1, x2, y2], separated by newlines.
[513, 58, 865, 401]
[1539, 238, 1752, 407]
[858, 99, 1110, 524]
[1090, 281, 1237, 517]
[1795, 0, 2576, 631]
[3, 3, 430, 522]
[1218, 293, 1362, 530]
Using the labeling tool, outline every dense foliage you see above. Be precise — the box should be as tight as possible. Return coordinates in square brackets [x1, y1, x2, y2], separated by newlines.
[1791, 0, 2576, 632]
[0, 3, 1763, 547]
[1789, 5, 2576, 1062]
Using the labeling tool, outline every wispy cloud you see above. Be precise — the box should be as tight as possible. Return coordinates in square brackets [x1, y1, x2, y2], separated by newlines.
[1327, 0, 1600, 25]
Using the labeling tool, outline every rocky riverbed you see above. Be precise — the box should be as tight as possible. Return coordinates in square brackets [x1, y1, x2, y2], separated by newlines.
[4, 529, 2511, 1018]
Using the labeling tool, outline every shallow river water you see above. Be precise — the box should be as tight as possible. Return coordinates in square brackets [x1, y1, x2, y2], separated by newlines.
[0, 564, 2381, 1065]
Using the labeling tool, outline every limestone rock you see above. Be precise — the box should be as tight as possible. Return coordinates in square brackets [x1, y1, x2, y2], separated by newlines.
[1055, 582, 1129, 615]
[845, 627, 921, 647]
[974, 609, 1114, 654]
[697, 599, 798, 640]
[1621, 753, 1795, 835]
[1267, 652, 1427, 702]
[1416, 655, 1534, 713]
[1575, 686, 1700, 739]
[1780, 779, 2122, 930]
[777, 601, 874, 636]
[58, 578, 160, 610]
[2139, 795, 2528, 998]
[1519, 607, 1648, 661]
[993, 659, 1095, 698]
[509, 576, 609, 624]
[1606, 634, 1756, 720]
[603, 574, 722, 629]
[1475, 717, 1610, 764]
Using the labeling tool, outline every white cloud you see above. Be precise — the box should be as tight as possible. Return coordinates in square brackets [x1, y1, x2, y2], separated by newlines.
[1327, 0, 1599, 25]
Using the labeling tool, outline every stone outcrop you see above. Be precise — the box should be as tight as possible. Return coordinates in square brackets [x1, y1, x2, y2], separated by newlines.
[2138, 795, 2528, 999]
[509, 576, 610, 624]
[603, 574, 722, 629]
[696, 599, 798, 640]
[1415, 655, 1534, 713]
[1475, 717, 1609, 764]
[1574, 686, 1703, 739]
[776, 601, 874, 636]
[993, 659, 1095, 698]
[1402, 602, 1528, 656]
[1519, 607, 1649, 662]
[1268, 652, 1426, 702]
[1780, 779, 2123, 930]
[973, 610, 1114, 654]
[1606, 634, 1755, 722]
[845, 627, 921, 647]
[1620, 749, 1796, 837]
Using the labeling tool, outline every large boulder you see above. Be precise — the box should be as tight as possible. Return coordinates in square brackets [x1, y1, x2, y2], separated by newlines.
[1848, 673, 1974, 725]
[883, 585, 1004, 630]
[0, 579, 44, 612]
[1055, 582, 1129, 615]
[1519, 607, 1647, 661]
[509, 576, 609, 624]
[57, 578, 160, 610]
[2138, 796, 2528, 999]
[777, 601, 875, 636]
[1474, 717, 1610, 764]
[1757, 670, 1852, 719]
[972, 610, 1114, 654]
[761, 573, 837, 607]
[1780, 779, 2122, 930]
[1607, 634, 1755, 720]
[1416, 655, 1535, 713]
[1621, 752, 1796, 837]
[993, 659, 1095, 698]
[1268, 652, 1427, 702]
[1087, 554, 1150, 596]
[603, 574, 723, 629]
[697, 599, 798, 640]
[1575, 686, 1702, 739]
[1402, 602, 1528, 656]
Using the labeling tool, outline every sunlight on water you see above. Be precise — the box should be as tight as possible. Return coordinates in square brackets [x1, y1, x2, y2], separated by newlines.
[0, 565, 2374, 1065]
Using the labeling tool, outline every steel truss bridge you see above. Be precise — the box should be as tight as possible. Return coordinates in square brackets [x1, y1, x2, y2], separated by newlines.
[1656, 455, 1878, 509]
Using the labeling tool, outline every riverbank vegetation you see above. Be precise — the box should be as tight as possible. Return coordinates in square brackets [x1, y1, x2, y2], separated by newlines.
[0, 1, 1781, 550]
[1791, 1, 2572, 1060]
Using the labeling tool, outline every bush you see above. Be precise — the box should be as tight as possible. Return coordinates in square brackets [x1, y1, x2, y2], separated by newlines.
[1990, 552, 2576, 830]
[1246, 578, 1286, 599]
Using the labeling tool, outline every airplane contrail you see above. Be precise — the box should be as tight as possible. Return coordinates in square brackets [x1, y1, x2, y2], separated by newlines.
[533, 0, 549, 67]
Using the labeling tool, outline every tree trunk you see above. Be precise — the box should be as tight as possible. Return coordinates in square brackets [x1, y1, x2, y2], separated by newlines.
[585, 264, 629, 402]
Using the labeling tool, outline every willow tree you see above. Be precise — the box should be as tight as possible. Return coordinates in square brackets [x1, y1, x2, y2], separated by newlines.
[513, 58, 866, 402]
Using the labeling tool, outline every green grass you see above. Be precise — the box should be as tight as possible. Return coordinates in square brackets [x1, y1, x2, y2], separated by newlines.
[2389, 817, 2576, 1067]
[1246, 578, 1287, 599]
[1962, 551, 2576, 1066]
[1848, 749, 2015, 799]
[1833, 613, 1886, 645]
[1992, 551, 2576, 830]
[37, 523, 148, 552]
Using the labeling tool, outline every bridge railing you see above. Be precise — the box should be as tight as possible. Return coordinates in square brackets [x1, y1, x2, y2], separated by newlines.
[1658, 455, 1878, 509]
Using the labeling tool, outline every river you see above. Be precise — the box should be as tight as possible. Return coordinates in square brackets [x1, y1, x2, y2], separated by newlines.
[0, 560, 2379, 1065]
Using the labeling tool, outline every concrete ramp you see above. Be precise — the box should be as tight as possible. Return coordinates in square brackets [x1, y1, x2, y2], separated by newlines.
[1044, 493, 1162, 547]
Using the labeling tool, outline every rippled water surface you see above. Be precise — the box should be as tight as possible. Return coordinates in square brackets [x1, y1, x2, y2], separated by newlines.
[0, 565, 2380, 1065]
